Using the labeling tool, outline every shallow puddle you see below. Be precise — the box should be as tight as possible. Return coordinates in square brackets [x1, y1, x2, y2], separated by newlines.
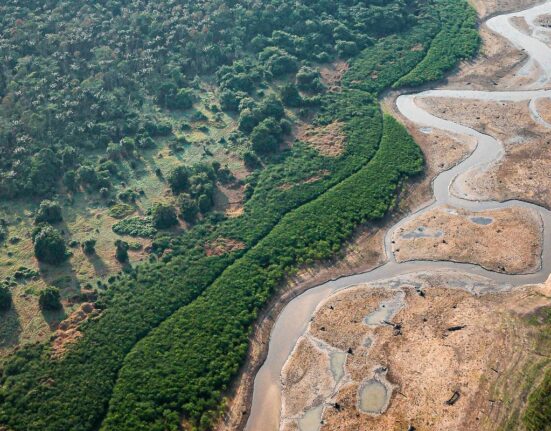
[298, 404, 323, 431]
[358, 379, 389, 414]
[329, 351, 347, 384]
[401, 226, 444, 239]
[470, 216, 493, 225]
[364, 293, 405, 326]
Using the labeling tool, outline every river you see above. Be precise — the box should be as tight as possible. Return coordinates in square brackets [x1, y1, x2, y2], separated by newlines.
[245, 2, 551, 430]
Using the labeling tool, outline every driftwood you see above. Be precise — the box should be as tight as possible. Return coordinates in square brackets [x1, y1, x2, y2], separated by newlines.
[446, 390, 461, 406]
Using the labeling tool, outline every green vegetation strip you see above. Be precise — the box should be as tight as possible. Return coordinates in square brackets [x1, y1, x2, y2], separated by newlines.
[0, 1, 479, 430]
[101, 115, 424, 430]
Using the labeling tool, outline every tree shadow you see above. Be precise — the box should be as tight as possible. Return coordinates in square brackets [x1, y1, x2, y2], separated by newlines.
[87, 253, 110, 278]
[41, 306, 67, 331]
[0, 305, 22, 350]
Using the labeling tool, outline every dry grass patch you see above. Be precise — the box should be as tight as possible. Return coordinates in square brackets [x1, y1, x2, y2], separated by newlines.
[204, 237, 246, 257]
[296, 121, 346, 157]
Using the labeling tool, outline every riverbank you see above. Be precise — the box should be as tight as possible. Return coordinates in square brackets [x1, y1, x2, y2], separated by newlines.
[243, 0, 547, 429]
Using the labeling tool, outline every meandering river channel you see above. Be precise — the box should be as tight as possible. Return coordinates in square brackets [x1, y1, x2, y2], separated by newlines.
[245, 3, 551, 430]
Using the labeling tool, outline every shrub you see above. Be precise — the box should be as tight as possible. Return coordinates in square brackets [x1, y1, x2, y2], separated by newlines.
[109, 204, 135, 219]
[178, 194, 199, 223]
[32, 225, 67, 265]
[112, 217, 157, 238]
[167, 166, 191, 194]
[82, 239, 97, 255]
[35, 200, 63, 224]
[39, 287, 61, 310]
[150, 204, 178, 229]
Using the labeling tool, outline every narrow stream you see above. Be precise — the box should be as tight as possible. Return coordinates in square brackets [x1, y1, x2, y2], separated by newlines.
[245, 3, 551, 430]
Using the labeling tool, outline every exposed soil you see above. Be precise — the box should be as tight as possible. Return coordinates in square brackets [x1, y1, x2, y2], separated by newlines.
[535, 96, 551, 122]
[214, 183, 245, 218]
[469, 0, 545, 19]
[51, 302, 101, 359]
[417, 97, 551, 209]
[320, 61, 349, 92]
[204, 237, 246, 257]
[448, 17, 544, 91]
[280, 272, 551, 431]
[296, 121, 347, 157]
[393, 206, 543, 274]
[278, 171, 330, 191]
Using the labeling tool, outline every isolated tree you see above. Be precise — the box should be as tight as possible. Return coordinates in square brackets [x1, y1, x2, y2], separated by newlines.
[33, 225, 67, 265]
[35, 200, 63, 224]
[39, 286, 61, 310]
[150, 203, 178, 229]
[82, 239, 97, 255]
[115, 240, 129, 263]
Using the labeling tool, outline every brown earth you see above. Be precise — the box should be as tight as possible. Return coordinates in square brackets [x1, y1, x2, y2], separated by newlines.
[214, 183, 245, 218]
[296, 121, 347, 157]
[320, 61, 349, 92]
[204, 237, 246, 257]
[280, 272, 551, 431]
[535, 96, 551, 123]
[417, 97, 551, 209]
[278, 171, 330, 191]
[393, 206, 543, 274]
[51, 302, 101, 358]
[469, 0, 544, 20]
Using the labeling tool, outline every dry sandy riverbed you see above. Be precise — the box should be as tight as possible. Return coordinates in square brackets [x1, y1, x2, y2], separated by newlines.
[392, 205, 543, 274]
[417, 96, 551, 209]
[279, 272, 551, 431]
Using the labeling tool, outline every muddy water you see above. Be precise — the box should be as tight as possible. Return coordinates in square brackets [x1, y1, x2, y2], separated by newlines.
[245, 3, 551, 430]
[358, 380, 389, 414]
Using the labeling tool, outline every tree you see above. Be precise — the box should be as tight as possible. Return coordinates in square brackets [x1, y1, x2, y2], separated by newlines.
[27, 149, 61, 196]
[178, 194, 199, 223]
[197, 194, 213, 213]
[167, 166, 191, 194]
[82, 239, 97, 255]
[151, 204, 178, 229]
[280, 83, 302, 107]
[115, 240, 129, 263]
[33, 225, 67, 265]
[243, 151, 261, 169]
[39, 287, 61, 310]
[259, 95, 285, 120]
[238, 108, 260, 133]
[35, 200, 63, 224]
[250, 118, 283, 154]
[0, 285, 11, 311]
[296, 67, 324, 93]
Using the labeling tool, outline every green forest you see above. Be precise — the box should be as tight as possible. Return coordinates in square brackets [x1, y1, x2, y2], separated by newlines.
[0, 0, 505, 430]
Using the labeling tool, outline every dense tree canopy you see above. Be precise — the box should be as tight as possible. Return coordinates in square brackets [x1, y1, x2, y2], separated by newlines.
[0, 0, 418, 199]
